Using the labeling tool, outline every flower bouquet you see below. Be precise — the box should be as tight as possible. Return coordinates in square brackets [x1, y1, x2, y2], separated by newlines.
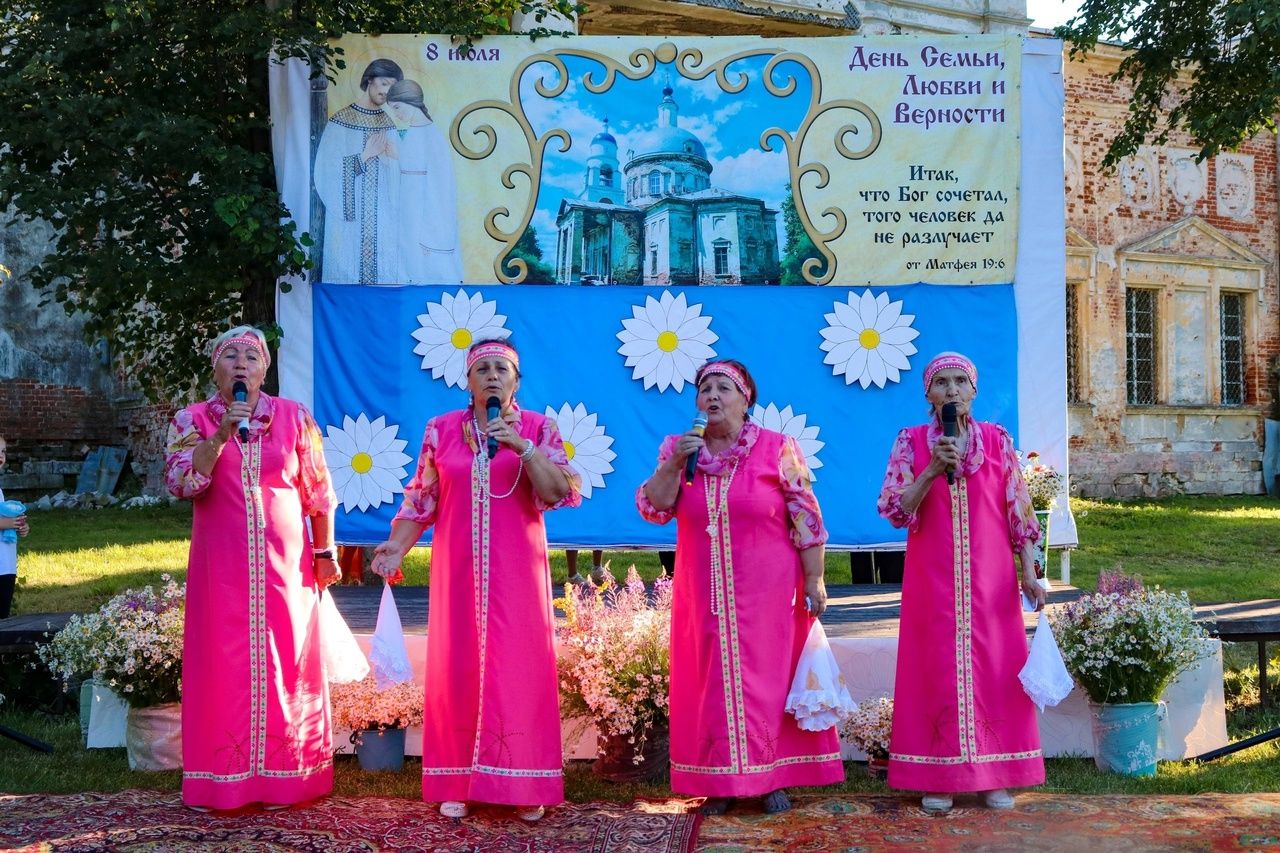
[841, 696, 894, 775]
[1051, 569, 1208, 775]
[329, 673, 424, 734]
[38, 575, 185, 709]
[1020, 451, 1065, 512]
[554, 565, 672, 780]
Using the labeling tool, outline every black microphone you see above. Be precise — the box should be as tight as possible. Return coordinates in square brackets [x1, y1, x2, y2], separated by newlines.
[232, 380, 249, 443]
[940, 402, 958, 485]
[485, 396, 501, 460]
[684, 413, 708, 486]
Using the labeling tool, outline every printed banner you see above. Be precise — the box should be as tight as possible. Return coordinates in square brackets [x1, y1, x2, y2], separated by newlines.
[309, 34, 1020, 287]
[269, 34, 1073, 548]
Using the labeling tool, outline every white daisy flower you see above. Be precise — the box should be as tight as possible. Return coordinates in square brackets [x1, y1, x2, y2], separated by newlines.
[750, 402, 825, 481]
[819, 290, 920, 389]
[323, 413, 413, 512]
[616, 290, 718, 393]
[545, 403, 616, 499]
[411, 288, 510, 389]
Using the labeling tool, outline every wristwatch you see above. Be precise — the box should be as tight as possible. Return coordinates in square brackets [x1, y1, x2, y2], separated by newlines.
[313, 548, 335, 561]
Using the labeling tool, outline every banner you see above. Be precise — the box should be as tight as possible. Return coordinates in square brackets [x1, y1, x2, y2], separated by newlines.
[269, 34, 1073, 548]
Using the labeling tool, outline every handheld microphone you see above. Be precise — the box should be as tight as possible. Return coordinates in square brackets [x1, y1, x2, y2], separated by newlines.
[232, 381, 250, 443]
[486, 396, 501, 460]
[684, 413, 708, 486]
[940, 402, 958, 485]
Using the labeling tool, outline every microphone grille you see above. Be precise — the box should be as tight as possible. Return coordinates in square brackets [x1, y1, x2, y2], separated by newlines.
[941, 402, 958, 422]
[693, 413, 708, 427]
[486, 395, 501, 409]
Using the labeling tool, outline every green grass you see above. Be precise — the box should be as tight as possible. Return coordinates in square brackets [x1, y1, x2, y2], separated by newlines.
[1063, 496, 1280, 601]
[12, 495, 1280, 615]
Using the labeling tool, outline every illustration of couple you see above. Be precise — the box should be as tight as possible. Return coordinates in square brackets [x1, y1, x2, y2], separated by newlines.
[313, 59, 463, 285]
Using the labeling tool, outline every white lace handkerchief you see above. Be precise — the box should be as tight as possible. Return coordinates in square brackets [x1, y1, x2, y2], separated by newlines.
[319, 590, 369, 685]
[785, 620, 858, 731]
[1019, 611, 1075, 710]
[370, 584, 414, 689]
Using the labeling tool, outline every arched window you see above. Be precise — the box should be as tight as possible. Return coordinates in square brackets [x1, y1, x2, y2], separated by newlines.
[600, 166, 613, 187]
[648, 172, 662, 195]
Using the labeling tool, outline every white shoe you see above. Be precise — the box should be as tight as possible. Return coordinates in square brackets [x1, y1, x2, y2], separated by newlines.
[983, 789, 1016, 809]
[440, 801, 469, 818]
[590, 566, 609, 585]
[565, 574, 588, 587]
[516, 805, 545, 822]
[921, 793, 953, 813]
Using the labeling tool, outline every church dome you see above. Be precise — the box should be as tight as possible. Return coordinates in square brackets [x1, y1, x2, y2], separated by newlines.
[646, 126, 706, 160]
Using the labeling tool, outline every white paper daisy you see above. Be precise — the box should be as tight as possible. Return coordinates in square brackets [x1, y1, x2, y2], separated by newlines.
[412, 288, 510, 389]
[545, 403, 616, 499]
[616, 290, 718, 393]
[323, 413, 413, 512]
[750, 402, 825, 481]
[819, 290, 920, 389]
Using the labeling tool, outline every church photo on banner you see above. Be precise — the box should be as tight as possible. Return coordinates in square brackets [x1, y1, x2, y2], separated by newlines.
[268, 33, 1074, 549]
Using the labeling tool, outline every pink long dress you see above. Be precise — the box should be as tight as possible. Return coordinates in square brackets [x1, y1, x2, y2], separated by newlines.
[877, 418, 1044, 792]
[396, 406, 581, 806]
[638, 423, 845, 797]
[165, 393, 336, 810]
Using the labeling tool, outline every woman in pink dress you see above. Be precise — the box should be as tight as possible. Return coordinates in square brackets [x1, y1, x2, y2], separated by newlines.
[638, 360, 843, 815]
[165, 325, 339, 811]
[371, 339, 580, 822]
[877, 352, 1047, 813]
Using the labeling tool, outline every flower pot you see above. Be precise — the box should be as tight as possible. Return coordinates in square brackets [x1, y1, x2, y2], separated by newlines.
[125, 702, 182, 771]
[593, 724, 670, 783]
[865, 755, 889, 780]
[1091, 702, 1163, 777]
[354, 727, 406, 772]
[78, 678, 95, 744]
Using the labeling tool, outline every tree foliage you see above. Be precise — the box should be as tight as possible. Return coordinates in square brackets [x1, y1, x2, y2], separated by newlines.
[779, 189, 824, 285]
[0, 0, 579, 401]
[1056, 0, 1280, 169]
[506, 224, 556, 283]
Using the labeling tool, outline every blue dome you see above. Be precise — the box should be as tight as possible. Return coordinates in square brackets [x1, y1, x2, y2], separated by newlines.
[647, 126, 706, 160]
[593, 130, 616, 145]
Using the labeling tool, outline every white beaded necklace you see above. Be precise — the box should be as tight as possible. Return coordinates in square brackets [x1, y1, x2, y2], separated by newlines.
[472, 414, 523, 500]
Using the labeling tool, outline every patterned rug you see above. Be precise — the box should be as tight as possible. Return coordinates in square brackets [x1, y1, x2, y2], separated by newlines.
[0, 790, 702, 852]
[694, 793, 1280, 852]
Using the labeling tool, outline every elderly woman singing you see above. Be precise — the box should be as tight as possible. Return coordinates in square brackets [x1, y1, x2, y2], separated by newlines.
[165, 325, 339, 811]
[371, 338, 581, 822]
[637, 359, 843, 815]
[877, 352, 1046, 813]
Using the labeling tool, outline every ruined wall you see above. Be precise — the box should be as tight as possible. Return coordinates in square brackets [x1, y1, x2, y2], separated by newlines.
[1063, 44, 1279, 497]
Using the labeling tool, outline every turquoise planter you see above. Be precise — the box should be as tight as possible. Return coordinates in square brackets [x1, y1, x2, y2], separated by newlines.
[78, 679, 94, 743]
[1091, 702, 1163, 777]
[355, 728, 406, 772]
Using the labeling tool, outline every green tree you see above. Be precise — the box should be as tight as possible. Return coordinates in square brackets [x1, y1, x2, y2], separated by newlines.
[0, 0, 579, 401]
[778, 189, 825, 285]
[1057, 0, 1279, 168]
[506, 224, 556, 283]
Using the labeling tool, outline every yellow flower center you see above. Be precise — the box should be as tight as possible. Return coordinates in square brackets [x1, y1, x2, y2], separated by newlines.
[656, 330, 679, 352]
[351, 452, 374, 474]
[563, 440, 576, 460]
[451, 327, 473, 350]
[859, 328, 881, 349]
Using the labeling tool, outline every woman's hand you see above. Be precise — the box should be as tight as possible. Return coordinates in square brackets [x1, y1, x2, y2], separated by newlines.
[927, 435, 961, 479]
[314, 555, 341, 589]
[803, 575, 828, 618]
[370, 539, 408, 578]
[1020, 566, 1047, 612]
[670, 429, 706, 469]
[484, 413, 527, 453]
[215, 400, 253, 443]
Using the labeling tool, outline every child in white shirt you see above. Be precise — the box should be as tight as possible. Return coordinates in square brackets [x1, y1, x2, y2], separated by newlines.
[0, 436, 29, 618]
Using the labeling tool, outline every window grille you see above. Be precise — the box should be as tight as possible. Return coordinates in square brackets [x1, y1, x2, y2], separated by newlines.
[1126, 288, 1157, 405]
[1220, 292, 1245, 405]
[1066, 283, 1081, 402]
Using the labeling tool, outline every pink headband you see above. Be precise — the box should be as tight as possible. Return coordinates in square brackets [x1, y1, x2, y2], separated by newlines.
[212, 335, 268, 367]
[923, 354, 977, 391]
[466, 341, 519, 372]
[699, 362, 753, 405]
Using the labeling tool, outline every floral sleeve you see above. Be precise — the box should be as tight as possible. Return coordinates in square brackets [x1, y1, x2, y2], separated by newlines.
[534, 416, 582, 512]
[779, 435, 828, 550]
[295, 404, 336, 517]
[876, 428, 920, 531]
[394, 419, 442, 527]
[635, 435, 680, 524]
[164, 407, 212, 500]
[998, 427, 1042, 550]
